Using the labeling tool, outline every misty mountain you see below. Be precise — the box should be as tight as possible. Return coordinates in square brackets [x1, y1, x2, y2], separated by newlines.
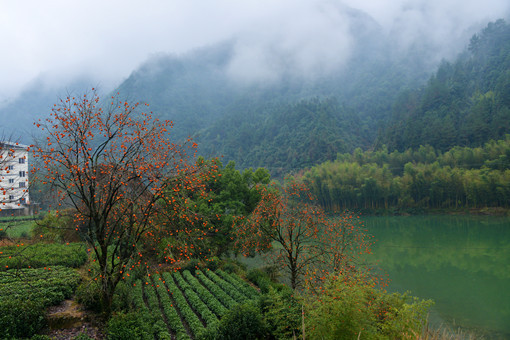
[0, 77, 100, 144]
[378, 19, 510, 152]
[2, 8, 504, 177]
[198, 98, 367, 177]
[111, 8, 436, 173]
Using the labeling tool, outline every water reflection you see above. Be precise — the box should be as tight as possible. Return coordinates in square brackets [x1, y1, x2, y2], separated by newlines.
[364, 215, 510, 337]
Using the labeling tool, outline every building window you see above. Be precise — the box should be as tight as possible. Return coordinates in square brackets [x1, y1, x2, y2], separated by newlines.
[19, 158, 25, 164]
[8, 178, 14, 184]
[8, 165, 14, 170]
[19, 182, 25, 188]
[19, 171, 26, 177]
[8, 195, 14, 200]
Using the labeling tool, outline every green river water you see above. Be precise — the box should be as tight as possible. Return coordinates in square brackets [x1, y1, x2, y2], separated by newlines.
[363, 215, 510, 338]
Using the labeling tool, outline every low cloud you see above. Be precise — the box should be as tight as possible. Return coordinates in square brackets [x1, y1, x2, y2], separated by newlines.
[225, 2, 354, 83]
[1, 0, 510, 101]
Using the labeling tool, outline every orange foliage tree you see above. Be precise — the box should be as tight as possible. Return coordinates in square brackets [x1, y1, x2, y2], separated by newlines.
[32, 90, 215, 315]
[234, 181, 373, 290]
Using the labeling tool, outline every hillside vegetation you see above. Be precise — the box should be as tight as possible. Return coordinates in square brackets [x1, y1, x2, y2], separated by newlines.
[2, 20, 510, 179]
[379, 19, 510, 152]
[300, 136, 510, 212]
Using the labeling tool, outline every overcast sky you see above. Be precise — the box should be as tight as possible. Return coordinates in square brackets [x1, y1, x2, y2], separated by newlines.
[1, 0, 510, 103]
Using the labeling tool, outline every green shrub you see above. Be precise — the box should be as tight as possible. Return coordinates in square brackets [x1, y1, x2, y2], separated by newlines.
[107, 311, 153, 340]
[0, 299, 46, 339]
[182, 258, 201, 272]
[261, 265, 280, 282]
[210, 301, 267, 340]
[246, 268, 265, 282]
[260, 285, 301, 340]
[246, 268, 273, 294]
[31, 209, 81, 243]
[221, 261, 237, 274]
[75, 280, 102, 313]
[220, 259, 246, 275]
[305, 274, 433, 340]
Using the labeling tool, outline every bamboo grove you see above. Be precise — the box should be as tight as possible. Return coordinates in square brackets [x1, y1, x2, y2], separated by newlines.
[300, 136, 510, 212]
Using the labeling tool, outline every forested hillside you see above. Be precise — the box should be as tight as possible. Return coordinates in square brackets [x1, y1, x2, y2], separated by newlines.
[101, 8, 433, 171]
[192, 43, 432, 172]
[296, 19, 510, 212]
[379, 19, 510, 151]
[3, 17, 509, 179]
[300, 136, 510, 212]
[197, 98, 366, 177]
[118, 19, 510, 174]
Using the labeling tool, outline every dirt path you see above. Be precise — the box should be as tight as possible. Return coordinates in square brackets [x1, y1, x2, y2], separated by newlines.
[43, 299, 105, 339]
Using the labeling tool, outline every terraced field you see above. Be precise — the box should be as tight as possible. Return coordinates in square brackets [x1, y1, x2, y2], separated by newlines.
[0, 266, 82, 338]
[135, 269, 260, 339]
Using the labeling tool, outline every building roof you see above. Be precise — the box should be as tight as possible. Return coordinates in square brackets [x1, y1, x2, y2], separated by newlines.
[0, 141, 29, 150]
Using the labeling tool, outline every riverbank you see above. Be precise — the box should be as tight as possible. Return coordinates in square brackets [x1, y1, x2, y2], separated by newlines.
[355, 206, 510, 217]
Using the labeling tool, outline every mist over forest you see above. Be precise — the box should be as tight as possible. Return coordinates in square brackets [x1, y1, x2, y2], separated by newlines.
[2, 4, 510, 338]
[1, 4, 510, 179]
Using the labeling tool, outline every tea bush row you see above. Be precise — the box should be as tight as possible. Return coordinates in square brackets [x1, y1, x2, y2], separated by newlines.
[181, 270, 227, 317]
[214, 269, 259, 300]
[202, 269, 249, 304]
[142, 280, 174, 339]
[160, 272, 205, 338]
[148, 279, 187, 340]
[0, 266, 81, 338]
[0, 242, 87, 270]
[168, 271, 218, 327]
[194, 269, 238, 309]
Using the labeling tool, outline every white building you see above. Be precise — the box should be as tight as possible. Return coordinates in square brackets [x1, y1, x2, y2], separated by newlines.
[0, 141, 30, 215]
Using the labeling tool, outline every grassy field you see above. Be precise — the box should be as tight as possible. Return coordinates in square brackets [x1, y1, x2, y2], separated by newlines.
[0, 220, 35, 238]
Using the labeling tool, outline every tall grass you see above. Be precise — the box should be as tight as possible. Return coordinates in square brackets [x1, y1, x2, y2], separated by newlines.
[418, 324, 484, 339]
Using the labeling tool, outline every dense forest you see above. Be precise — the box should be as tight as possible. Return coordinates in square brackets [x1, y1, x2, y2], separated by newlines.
[198, 19, 510, 174]
[378, 19, 510, 151]
[300, 136, 510, 212]
[294, 19, 510, 213]
[198, 98, 366, 177]
[7, 20, 510, 183]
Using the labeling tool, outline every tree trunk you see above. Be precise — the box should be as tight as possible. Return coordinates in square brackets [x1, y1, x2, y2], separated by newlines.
[290, 260, 298, 290]
[101, 287, 113, 319]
